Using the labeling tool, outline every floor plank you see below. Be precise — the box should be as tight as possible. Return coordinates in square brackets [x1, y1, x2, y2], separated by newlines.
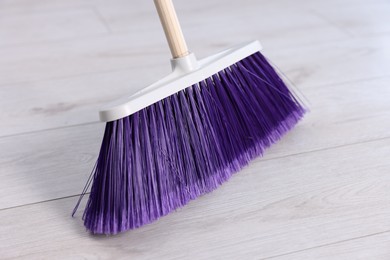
[0, 33, 169, 87]
[266, 35, 390, 89]
[266, 76, 390, 159]
[0, 124, 103, 209]
[267, 231, 390, 260]
[0, 8, 109, 47]
[95, 0, 348, 49]
[0, 0, 93, 13]
[1, 36, 390, 136]
[0, 69, 157, 136]
[0, 138, 389, 259]
[310, 2, 390, 36]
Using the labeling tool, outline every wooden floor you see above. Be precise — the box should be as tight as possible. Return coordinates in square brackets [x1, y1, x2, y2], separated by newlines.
[1, 0, 390, 259]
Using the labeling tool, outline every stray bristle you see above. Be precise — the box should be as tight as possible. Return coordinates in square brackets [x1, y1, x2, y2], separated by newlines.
[75, 52, 306, 234]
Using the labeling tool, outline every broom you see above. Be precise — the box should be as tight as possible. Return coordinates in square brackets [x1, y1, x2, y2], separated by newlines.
[73, 0, 306, 235]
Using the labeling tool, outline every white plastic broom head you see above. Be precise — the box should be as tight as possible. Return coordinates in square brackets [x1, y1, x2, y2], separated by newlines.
[99, 41, 262, 122]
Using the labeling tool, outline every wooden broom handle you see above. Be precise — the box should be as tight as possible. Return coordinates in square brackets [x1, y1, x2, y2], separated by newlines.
[154, 0, 190, 58]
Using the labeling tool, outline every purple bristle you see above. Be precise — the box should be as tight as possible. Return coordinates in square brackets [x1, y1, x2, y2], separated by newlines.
[74, 52, 306, 235]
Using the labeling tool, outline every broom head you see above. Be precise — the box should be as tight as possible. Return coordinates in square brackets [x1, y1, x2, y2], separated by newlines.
[74, 41, 306, 234]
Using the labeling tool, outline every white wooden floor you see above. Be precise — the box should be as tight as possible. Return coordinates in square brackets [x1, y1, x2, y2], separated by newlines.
[1, 0, 390, 259]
